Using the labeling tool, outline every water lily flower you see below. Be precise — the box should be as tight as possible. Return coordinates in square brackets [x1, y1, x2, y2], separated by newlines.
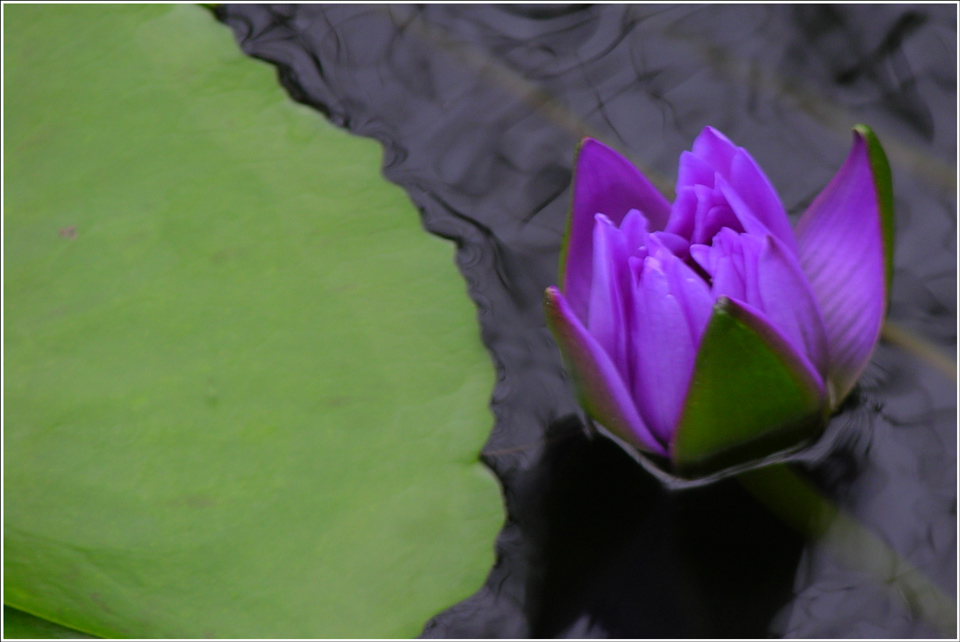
[545, 125, 893, 477]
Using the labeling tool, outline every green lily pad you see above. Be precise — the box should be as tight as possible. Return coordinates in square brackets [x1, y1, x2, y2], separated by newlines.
[3, 606, 96, 640]
[671, 298, 826, 477]
[4, 4, 501, 638]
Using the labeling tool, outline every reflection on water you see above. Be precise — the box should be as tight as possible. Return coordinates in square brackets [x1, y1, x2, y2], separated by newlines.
[217, 4, 956, 638]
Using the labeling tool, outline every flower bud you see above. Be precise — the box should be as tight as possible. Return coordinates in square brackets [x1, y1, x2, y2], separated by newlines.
[546, 126, 893, 477]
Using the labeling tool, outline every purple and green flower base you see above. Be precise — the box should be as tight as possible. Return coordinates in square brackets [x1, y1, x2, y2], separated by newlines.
[545, 125, 893, 480]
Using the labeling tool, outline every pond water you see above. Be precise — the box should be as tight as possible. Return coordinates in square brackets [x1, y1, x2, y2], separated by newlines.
[218, 5, 956, 637]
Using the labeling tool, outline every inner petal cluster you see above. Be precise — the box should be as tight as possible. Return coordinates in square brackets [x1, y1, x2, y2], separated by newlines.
[585, 165, 827, 447]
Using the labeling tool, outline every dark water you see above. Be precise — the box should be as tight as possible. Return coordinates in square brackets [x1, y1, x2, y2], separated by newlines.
[216, 5, 957, 638]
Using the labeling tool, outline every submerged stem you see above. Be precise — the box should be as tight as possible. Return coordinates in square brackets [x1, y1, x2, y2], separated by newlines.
[881, 321, 956, 382]
[739, 464, 957, 638]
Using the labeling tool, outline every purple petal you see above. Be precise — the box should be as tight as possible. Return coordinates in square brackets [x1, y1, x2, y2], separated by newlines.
[689, 243, 715, 276]
[692, 228, 752, 301]
[695, 230, 828, 375]
[690, 126, 737, 178]
[630, 249, 713, 442]
[728, 150, 797, 254]
[545, 287, 666, 454]
[665, 186, 698, 239]
[562, 138, 671, 321]
[716, 174, 796, 254]
[677, 150, 718, 190]
[650, 230, 690, 260]
[587, 216, 631, 374]
[618, 208, 651, 255]
[795, 130, 888, 403]
[652, 240, 714, 345]
[692, 186, 743, 244]
[586, 211, 650, 374]
[755, 236, 829, 376]
[684, 127, 797, 255]
[670, 179, 748, 246]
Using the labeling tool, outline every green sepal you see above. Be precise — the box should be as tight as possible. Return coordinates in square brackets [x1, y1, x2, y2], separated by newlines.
[853, 124, 895, 296]
[670, 297, 827, 478]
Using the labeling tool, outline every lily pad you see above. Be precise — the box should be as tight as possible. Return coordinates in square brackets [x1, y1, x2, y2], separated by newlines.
[4, 5, 502, 638]
[3, 606, 95, 640]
